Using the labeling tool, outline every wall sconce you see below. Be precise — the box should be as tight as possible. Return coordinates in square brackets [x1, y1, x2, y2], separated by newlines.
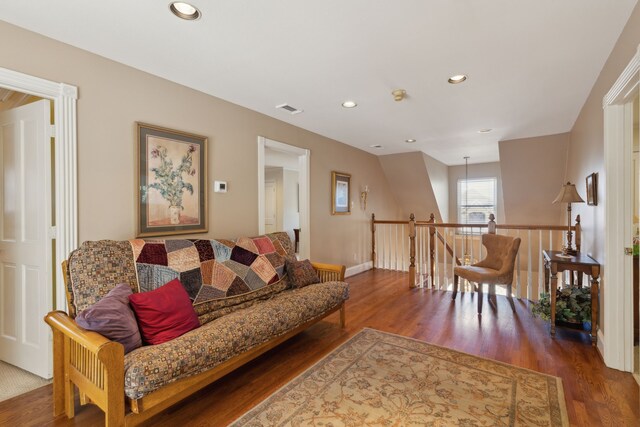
[360, 185, 369, 210]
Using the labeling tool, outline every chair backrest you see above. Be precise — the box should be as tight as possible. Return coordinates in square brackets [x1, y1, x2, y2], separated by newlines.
[478, 233, 521, 273]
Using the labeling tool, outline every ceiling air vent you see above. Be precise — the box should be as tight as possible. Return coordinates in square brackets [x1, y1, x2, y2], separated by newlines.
[276, 103, 304, 115]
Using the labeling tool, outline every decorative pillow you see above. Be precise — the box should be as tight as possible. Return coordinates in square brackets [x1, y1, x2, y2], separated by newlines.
[128, 279, 200, 345]
[286, 259, 321, 289]
[75, 283, 142, 354]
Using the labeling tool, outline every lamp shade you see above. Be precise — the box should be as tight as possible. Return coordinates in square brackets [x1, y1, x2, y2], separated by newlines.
[552, 182, 585, 204]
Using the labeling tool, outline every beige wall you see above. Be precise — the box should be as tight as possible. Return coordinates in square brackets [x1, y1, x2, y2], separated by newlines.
[566, 4, 640, 332]
[0, 21, 400, 268]
[378, 152, 443, 221]
[499, 133, 569, 225]
[448, 162, 505, 225]
[568, 3, 640, 264]
[423, 153, 449, 222]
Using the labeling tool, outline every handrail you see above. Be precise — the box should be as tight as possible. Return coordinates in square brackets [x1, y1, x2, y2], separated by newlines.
[371, 212, 581, 291]
[435, 229, 461, 266]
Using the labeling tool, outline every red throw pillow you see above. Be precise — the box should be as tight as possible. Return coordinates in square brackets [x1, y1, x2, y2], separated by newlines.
[128, 279, 200, 345]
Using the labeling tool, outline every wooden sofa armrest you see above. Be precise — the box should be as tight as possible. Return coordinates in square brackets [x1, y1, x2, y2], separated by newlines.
[44, 311, 125, 426]
[311, 262, 346, 282]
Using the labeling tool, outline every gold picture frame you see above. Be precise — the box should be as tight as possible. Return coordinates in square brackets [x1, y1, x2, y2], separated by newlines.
[137, 122, 208, 237]
[331, 171, 351, 215]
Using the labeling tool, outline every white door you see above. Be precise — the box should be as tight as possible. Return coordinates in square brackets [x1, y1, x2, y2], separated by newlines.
[0, 99, 52, 379]
[265, 180, 277, 233]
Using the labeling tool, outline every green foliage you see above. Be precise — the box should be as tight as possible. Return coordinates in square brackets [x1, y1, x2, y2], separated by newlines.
[145, 144, 197, 208]
[531, 287, 592, 323]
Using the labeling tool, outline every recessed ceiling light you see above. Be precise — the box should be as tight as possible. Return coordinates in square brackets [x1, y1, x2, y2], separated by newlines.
[448, 74, 467, 84]
[478, 128, 492, 133]
[170, 2, 201, 20]
[370, 144, 384, 149]
[405, 139, 416, 143]
[342, 100, 357, 108]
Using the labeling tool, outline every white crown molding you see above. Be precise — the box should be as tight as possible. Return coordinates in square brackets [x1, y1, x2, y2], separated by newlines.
[603, 44, 640, 108]
[0, 67, 78, 100]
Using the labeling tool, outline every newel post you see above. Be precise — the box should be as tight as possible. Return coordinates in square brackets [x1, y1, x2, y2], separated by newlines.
[488, 213, 496, 234]
[409, 213, 416, 288]
[371, 213, 376, 268]
[428, 213, 436, 282]
[574, 214, 581, 252]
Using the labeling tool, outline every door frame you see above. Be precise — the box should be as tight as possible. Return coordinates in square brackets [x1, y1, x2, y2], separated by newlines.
[603, 44, 639, 371]
[257, 137, 310, 260]
[0, 66, 78, 312]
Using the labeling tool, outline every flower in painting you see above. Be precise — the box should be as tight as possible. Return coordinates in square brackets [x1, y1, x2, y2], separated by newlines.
[147, 143, 198, 209]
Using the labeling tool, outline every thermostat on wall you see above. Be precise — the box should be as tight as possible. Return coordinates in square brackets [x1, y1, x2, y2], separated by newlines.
[214, 181, 228, 193]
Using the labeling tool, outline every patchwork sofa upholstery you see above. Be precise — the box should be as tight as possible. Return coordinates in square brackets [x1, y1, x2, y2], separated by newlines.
[46, 232, 348, 426]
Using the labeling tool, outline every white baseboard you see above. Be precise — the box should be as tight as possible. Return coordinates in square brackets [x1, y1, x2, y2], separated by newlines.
[597, 329, 605, 361]
[345, 261, 373, 278]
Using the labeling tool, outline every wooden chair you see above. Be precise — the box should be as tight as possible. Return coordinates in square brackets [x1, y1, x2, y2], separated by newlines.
[452, 233, 521, 314]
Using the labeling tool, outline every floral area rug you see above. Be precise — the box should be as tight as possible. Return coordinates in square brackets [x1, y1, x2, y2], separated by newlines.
[232, 328, 568, 426]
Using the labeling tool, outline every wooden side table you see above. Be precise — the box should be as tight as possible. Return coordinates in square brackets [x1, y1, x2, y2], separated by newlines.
[543, 250, 600, 345]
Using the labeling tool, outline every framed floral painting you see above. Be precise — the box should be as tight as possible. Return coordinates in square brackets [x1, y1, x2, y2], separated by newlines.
[331, 171, 351, 215]
[137, 123, 208, 237]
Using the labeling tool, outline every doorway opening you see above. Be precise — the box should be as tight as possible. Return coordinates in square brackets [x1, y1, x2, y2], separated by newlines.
[257, 137, 310, 260]
[603, 45, 639, 373]
[633, 94, 639, 382]
[0, 89, 54, 391]
[0, 67, 78, 386]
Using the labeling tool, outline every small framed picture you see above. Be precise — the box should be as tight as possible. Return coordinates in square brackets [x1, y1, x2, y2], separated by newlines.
[137, 123, 208, 237]
[331, 171, 351, 215]
[586, 172, 597, 206]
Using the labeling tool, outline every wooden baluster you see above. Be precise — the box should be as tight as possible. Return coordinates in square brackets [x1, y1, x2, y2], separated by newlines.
[394, 224, 398, 270]
[429, 213, 435, 287]
[488, 213, 496, 234]
[381, 223, 386, 269]
[435, 225, 440, 289]
[516, 230, 521, 298]
[426, 226, 432, 287]
[527, 229, 532, 300]
[452, 227, 456, 285]
[443, 227, 448, 287]
[538, 229, 543, 300]
[402, 224, 406, 271]
[409, 214, 416, 288]
[371, 214, 376, 269]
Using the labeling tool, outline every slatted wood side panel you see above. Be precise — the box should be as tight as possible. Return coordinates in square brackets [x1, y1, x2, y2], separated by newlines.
[316, 269, 342, 282]
[70, 339, 105, 390]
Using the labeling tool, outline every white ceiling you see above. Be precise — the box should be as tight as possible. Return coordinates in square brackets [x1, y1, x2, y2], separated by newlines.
[0, 0, 636, 165]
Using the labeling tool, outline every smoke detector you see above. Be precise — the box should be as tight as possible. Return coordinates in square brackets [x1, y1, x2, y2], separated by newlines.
[392, 89, 407, 102]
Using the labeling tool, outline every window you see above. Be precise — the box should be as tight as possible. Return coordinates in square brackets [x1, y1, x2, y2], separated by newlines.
[457, 178, 497, 233]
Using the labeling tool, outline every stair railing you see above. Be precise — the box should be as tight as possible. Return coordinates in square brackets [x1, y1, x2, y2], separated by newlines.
[371, 213, 581, 301]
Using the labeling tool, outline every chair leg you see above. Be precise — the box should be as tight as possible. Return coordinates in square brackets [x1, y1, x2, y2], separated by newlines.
[507, 284, 516, 312]
[477, 283, 483, 314]
[452, 275, 459, 300]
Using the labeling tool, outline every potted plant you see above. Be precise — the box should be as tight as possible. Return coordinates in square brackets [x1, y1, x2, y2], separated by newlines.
[531, 287, 592, 330]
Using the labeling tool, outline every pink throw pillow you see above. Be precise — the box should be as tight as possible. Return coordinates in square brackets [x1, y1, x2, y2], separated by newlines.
[128, 279, 200, 345]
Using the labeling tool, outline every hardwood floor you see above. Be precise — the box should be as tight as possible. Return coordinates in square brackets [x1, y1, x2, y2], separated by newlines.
[1, 269, 638, 426]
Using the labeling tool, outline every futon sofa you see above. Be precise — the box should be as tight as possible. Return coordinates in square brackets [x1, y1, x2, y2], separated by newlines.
[45, 232, 348, 426]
